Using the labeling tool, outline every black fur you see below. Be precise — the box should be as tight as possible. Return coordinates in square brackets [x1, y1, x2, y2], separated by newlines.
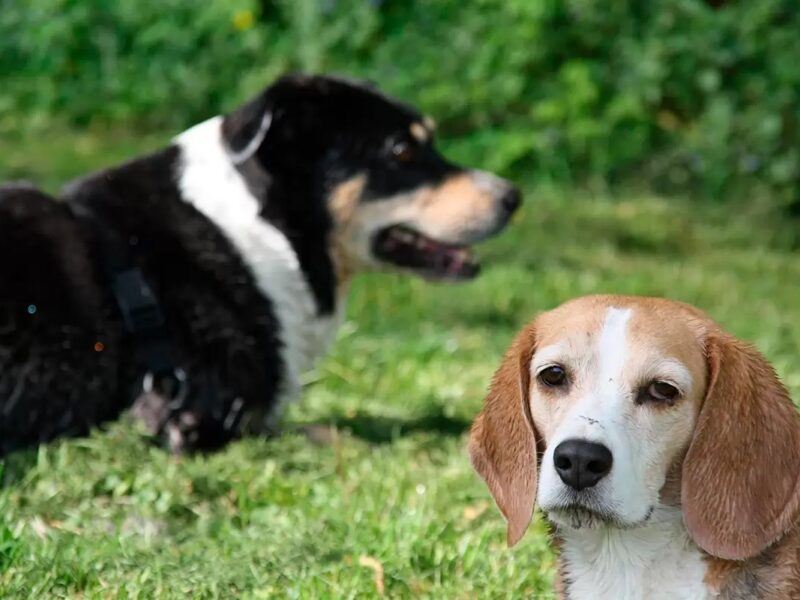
[0, 185, 126, 453]
[64, 147, 285, 452]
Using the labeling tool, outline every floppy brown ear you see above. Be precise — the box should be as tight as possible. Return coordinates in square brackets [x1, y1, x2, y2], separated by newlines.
[682, 329, 800, 560]
[469, 323, 538, 546]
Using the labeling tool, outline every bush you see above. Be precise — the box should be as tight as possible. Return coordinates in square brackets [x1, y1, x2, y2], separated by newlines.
[1, 0, 799, 206]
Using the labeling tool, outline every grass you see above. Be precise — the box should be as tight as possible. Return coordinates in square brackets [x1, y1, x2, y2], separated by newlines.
[2, 132, 800, 599]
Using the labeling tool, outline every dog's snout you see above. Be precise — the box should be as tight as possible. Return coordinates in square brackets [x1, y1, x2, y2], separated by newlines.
[471, 171, 522, 216]
[499, 186, 522, 215]
[553, 439, 613, 491]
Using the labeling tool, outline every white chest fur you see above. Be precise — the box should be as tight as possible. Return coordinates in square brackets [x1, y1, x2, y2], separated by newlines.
[175, 117, 342, 403]
[559, 507, 712, 600]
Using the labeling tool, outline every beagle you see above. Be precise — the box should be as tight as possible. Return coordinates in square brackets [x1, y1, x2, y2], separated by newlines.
[470, 295, 800, 599]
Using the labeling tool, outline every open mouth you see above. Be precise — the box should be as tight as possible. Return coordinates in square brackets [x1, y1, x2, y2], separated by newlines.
[372, 225, 480, 280]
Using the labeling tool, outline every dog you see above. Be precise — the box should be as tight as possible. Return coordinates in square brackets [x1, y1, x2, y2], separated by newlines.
[470, 295, 800, 599]
[0, 74, 520, 456]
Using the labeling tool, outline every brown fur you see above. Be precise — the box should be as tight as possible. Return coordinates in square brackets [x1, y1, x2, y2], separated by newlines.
[469, 295, 800, 597]
[421, 173, 498, 236]
[328, 175, 366, 227]
[327, 174, 366, 292]
[706, 536, 800, 599]
[468, 322, 538, 546]
[683, 327, 800, 561]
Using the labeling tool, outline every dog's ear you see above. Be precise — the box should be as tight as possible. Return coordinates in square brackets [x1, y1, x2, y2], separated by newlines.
[223, 74, 320, 165]
[682, 328, 800, 560]
[469, 322, 539, 547]
[223, 74, 354, 165]
[223, 88, 275, 165]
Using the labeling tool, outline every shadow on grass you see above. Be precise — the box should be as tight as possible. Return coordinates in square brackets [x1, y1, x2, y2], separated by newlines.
[1, 410, 473, 485]
[309, 408, 471, 445]
[0, 448, 38, 488]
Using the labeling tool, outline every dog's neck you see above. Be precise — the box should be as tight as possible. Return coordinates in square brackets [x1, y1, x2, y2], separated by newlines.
[175, 117, 345, 403]
[555, 505, 713, 600]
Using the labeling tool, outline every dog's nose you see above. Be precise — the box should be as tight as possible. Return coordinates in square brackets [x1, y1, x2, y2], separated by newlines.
[499, 186, 522, 215]
[553, 439, 613, 491]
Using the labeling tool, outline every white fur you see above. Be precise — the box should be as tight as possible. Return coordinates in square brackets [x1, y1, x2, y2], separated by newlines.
[559, 506, 712, 600]
[596, 307, 634, 399]
[175, 117, 342, 407]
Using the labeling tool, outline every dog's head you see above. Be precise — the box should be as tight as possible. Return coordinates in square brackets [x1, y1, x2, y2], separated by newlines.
[469, 295, 800, 560]
[222, 74, 520, 281]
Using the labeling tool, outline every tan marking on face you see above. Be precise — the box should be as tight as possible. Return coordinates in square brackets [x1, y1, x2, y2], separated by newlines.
[412, 172, 499, 242]
[526, 308, 606, 441]
[423, 116, 436, 132]
[327, 174, 367, 293]
[410, 122, 430, 143]
[329, 170, 511, 273]
[329, 174, 366, 228]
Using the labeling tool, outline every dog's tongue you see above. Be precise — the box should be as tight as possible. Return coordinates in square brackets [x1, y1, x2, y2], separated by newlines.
[435, 246, 479, 278]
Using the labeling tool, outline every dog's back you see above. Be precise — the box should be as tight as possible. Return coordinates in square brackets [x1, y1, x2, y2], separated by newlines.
[0, 185, 124, 454]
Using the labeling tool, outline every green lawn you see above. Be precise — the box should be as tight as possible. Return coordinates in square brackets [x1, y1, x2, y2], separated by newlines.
[1, 134, 800, 599]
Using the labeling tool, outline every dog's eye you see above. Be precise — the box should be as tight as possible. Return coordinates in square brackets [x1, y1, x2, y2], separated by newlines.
[392, 141, 414, 162]
[539, 366, 567, 387]
[644, 381, 679, 403]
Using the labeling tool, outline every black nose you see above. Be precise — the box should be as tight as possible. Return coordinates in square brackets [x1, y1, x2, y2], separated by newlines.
[553, 439, 613, 491]
[499, 186, 522, 215]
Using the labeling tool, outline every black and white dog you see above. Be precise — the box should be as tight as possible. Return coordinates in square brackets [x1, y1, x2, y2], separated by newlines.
[0, 74, 520, 455]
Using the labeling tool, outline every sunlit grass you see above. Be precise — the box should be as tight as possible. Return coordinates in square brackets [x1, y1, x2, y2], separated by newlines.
[1, 134, 799, 598]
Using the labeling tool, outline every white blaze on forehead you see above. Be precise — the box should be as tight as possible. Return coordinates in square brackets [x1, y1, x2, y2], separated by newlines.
[596, 307, 634, 396]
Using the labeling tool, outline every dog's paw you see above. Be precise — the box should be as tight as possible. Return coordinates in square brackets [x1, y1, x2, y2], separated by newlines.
[131, 392, 171, 435]
[165, 411, 201, 455]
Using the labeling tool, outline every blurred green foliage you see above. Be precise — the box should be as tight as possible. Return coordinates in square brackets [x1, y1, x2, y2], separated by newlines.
[1, 0, 799, 205]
